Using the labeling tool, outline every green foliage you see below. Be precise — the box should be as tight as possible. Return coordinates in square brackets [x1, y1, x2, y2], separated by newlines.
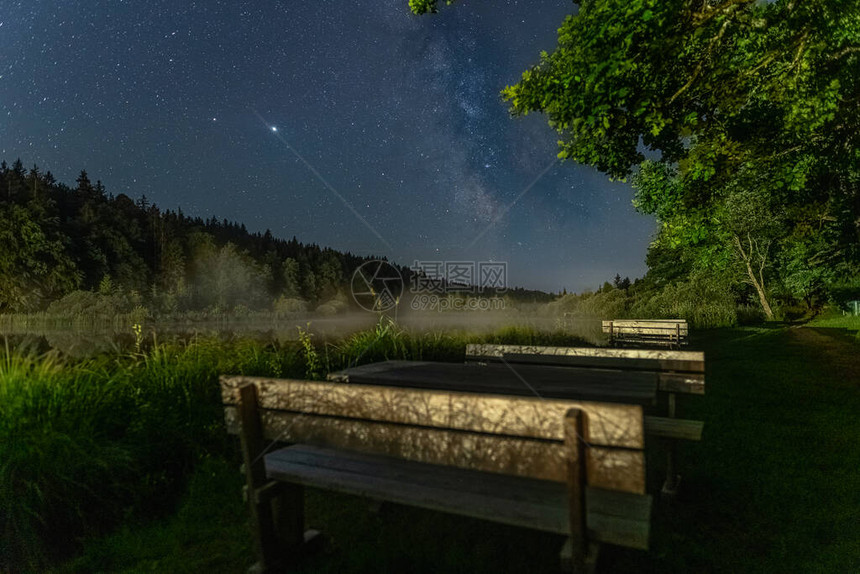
[189, 242, 268, 311]
[281, 257, 301, 297]
[335, 316, 408, 366]
[629, 272, 747, 328]
[0, 341, 223, 571]
[45, 290, 139, 318]
[297, 323, 323, 380]
[97, 275, 114, 296]
[549, 288, 629, 320]
[56, 456, 252, 574]
[408, 0, 449, 15]
[273, 295, 309, 315]
[0, 204, 81, 311]
[544, 271, 766, 329]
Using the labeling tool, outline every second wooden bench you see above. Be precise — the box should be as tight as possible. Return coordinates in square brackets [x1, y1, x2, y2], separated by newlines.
[465, 344, 705, 494]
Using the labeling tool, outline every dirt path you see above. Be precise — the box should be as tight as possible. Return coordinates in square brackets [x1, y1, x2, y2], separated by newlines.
[790, 326, 859, 385]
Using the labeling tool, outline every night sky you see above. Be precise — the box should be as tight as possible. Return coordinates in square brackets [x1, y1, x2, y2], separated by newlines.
[1, 0, 655, 292]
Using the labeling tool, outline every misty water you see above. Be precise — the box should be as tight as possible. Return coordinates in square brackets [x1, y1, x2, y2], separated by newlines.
[1, 310, 602, 358]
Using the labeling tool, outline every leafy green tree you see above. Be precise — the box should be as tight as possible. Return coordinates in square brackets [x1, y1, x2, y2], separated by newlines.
[316, 252, 344, 301]
[282, 257, 301, 298]
[191, 242, 266, 310]
[0, 205, 80, 311]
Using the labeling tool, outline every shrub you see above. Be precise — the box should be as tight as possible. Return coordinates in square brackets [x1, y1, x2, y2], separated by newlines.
[273, 296, 309, 315]
[630, 272, 739, 328]
[46, 290, 127, 317]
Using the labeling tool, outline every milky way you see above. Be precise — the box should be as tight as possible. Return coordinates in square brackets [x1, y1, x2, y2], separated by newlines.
[0, 0, 655, 291]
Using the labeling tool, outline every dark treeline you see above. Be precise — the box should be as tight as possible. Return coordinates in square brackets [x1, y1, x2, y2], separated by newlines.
[0, 159, 386, 314]
[0, 160, 550, 316]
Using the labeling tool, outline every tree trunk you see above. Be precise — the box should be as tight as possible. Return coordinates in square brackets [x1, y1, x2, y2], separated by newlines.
[734, 235, 775, 320]
[744, 259, 774, 319]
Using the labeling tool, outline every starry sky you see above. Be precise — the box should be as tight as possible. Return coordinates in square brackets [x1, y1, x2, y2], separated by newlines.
[1, 0, 656, 293]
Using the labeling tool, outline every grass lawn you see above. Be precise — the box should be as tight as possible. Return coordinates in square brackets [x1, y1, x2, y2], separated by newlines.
[807, 310, 860, 333]
[55, 326, 860, 573]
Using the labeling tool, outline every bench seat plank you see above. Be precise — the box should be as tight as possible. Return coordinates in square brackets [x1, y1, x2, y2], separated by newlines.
[265, 444, 651, 550]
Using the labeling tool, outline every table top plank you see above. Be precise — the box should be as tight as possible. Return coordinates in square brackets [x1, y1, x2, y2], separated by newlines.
[328, 360, 657, 405]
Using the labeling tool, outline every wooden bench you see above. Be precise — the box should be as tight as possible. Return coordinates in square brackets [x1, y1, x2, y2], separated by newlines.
[602, 319, 689, 348]
[465, 344, 705, 494]
[221, 375, 653, 573]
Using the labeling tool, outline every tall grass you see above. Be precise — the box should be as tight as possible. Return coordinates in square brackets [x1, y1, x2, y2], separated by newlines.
[1, 348, 134, 570]
[0, 322, 589, 572]
[0, 339, 230, 571]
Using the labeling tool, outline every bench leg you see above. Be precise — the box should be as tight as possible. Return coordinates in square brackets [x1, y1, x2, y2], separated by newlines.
[239, 383, 323, 572]
[564, 409, 589, 573]
[272, 483, 307, 555]
[661, 392, 681, 497]
[238, 384, 287, 572]
[560, 539, 599, 574]
[661, 443, 681, 498]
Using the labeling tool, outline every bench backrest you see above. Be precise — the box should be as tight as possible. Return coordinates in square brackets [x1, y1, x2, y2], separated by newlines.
[221, 375, 646, 494]
[602, 319, 688, 346]
[465, 344, 705, 395]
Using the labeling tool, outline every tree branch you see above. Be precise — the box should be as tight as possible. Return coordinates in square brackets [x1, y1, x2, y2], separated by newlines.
[669, 18, 732, 104]
[829, 46, 860, 61]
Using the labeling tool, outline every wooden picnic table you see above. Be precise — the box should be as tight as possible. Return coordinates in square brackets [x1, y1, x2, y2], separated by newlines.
[327, 359, 658, 406]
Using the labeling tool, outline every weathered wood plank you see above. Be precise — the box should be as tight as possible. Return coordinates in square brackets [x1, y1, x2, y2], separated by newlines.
[602, 319, 688, 329]
[495, 355, 704, 395]
[465, 345, 703, 369]
[224, 407, 646, 493]
[266, 444, 569, 533]
[644, 416, 704, 441]
[269, 444, 567, 505]
[264, 445, 651, 550]
[221, 375, 646, 449]
[658, 372, 705, 394]
[326, 361, 658, 405]
[496, 353, 705, 377]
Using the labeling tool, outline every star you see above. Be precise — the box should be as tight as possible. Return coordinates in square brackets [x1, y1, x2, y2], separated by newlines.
[271, 126, 278, 133]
